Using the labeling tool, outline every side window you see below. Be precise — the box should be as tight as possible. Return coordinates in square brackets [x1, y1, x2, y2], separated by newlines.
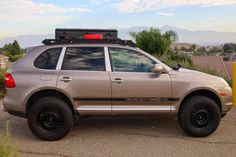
[109, 48, 156, 73]
[62, 47, 105, 71]
[34, 48, 62, 70]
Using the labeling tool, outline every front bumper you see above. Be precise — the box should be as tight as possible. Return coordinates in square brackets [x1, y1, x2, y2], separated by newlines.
[222, 102, 232, 115]
[219, 86, 233, 114]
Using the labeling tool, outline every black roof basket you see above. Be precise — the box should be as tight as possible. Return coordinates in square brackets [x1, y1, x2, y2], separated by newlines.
[42, 28, 136, 47]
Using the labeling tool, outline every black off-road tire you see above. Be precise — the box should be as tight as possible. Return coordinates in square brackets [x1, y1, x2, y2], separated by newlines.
[28, 97, 73, 141]
[178, 96, 221, 137]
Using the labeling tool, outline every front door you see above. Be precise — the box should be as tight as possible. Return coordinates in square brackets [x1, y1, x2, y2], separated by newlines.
[108, 47, 172, 115]
[57, 46, 111, 115]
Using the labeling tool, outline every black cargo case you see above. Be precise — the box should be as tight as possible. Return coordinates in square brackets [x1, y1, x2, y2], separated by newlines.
[42, 28, 136, 47]
[55, 28, 118, 40]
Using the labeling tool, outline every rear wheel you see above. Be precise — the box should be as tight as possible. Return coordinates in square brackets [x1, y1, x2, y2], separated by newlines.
[28, 97, 73, 141]
[178, 96, 221, 137]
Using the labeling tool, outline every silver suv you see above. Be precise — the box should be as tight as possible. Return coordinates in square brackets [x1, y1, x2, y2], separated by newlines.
[3, 29, 232, 141]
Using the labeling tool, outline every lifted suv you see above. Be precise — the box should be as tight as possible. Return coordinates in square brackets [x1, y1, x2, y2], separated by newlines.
[3, 29, 232, 141]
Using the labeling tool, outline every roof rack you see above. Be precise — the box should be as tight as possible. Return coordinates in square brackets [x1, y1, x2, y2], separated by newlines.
[42, 38, 136, 47]
[42, 28, 136, 47]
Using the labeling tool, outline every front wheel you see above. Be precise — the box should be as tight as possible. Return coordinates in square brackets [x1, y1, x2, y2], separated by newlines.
[28, 97, 73, 141]
[178, 96, 221, 137]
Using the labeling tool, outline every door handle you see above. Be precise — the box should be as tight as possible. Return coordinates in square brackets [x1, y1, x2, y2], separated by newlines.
[60, 77, 72, 82]
[112, 78, 124, 84]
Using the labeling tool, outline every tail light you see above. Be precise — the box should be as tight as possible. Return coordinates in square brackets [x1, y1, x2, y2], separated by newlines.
[83, 34, 103, 40]
[5, 73, 15, 88]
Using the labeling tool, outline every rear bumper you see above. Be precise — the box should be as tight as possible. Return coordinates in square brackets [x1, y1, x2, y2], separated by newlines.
[3, 107, 26, 118]
[3, 99, 26, 118]
[3, 88, 28, 118]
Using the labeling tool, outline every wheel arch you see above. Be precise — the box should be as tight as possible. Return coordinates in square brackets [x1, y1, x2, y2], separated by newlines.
[176, 88, 222, 114]
[25, 88, 76, 118]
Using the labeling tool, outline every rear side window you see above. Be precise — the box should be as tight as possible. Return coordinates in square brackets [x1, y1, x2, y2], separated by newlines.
[34, 48, 62, 70]
[62, 47, 105, 71]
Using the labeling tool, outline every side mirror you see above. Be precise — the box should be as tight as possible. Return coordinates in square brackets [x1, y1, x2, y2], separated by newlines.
[173, 64, 181, 71]
[154, 64, 164, 74]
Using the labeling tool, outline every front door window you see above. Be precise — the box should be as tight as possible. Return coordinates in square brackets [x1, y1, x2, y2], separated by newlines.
[109, 47, 156, 73]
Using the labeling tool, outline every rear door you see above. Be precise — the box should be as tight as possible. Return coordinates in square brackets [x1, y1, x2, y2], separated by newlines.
[57, 46, 111, 115]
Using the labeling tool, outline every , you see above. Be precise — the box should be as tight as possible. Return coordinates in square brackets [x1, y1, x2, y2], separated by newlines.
[3, 29, 232, 141]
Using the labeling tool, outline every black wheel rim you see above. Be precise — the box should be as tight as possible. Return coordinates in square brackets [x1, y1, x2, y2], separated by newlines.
[38, 108, 64, 130]
[191, 106, 212, 128]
